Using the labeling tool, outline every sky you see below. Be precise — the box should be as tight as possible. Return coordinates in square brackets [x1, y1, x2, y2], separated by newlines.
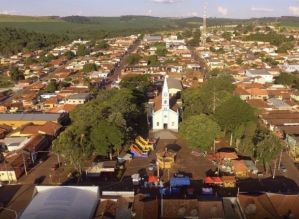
[1, 0, 299, 19]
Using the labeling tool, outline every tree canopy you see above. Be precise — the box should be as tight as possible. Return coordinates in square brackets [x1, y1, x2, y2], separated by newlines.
[9, 66, 24, 83]
[124, 53, 142, 65]
[119, 74, 152, 93]
[82, 63, 99, 72]
[0, 27, 69, 55]
[179, 114, 223, 152]
[214, 96, 257, 145]
[90, 120, 124, 157]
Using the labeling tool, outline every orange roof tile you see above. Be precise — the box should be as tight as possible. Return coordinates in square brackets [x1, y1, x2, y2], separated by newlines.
[232, 160, 248, 172]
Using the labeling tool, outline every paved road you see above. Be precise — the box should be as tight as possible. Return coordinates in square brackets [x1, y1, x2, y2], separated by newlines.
[110, 40, 141, 81]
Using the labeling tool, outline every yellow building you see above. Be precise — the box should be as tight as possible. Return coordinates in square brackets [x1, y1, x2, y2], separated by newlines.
[0, 112, 68, 128]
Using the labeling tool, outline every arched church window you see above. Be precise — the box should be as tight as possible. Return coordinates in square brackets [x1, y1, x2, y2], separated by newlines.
[164, 100, 167, 104]
[157, 122, 159, 126]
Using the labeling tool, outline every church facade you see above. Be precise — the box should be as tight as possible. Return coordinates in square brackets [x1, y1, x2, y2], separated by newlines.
[149, 77, 181, 132]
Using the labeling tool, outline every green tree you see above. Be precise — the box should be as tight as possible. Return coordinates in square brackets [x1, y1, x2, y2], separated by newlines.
[214, 96, 257, 145]
[155, 48, 168, 56]
[236, 58, 243, 65]
[52, 124, 92, 174]
[275, 72, 295, 87]
[255, 134, 283, 173]
[95, 40, 110, 50]
[64, 50, 76, 60]
[24, 57, 35, 65]
[78, 44, 88, 56]
[200, 75, 235, 114]
[124, 53, 142, 65]
[90, 120, 124, 159]
[119, 74, 152, 93]
[181, 86, 204, 119]
[179, 114, 223, 152]
[147, 55, 158, 65]
[46, 79, 58, 92]
[82, 63, 98, 73]
[9, 66, 24, 83]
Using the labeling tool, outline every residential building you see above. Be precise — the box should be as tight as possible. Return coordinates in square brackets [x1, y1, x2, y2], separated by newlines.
[245, 69, 273, 83]
[0, 112, 68, 128]
[66, 93, 90, 105]
[281, 63, 299, 73]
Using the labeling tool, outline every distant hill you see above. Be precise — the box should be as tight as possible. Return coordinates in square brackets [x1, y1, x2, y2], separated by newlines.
[0, 14, 63, 22]
[0, 14, 297, 39]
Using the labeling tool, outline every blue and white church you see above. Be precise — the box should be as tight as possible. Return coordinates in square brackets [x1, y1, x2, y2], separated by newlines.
[148, 76, 181, 132]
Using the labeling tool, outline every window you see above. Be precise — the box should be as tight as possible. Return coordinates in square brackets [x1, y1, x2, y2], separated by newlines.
[157, 122, 159, 126]
[172, 122, 175, 126]
[164, 100, 167, 104]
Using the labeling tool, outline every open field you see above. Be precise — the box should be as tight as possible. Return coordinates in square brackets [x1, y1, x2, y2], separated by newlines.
[0, 16, 179, 35]
[278, 22, 299, 29]
[0, 15, 63, 22]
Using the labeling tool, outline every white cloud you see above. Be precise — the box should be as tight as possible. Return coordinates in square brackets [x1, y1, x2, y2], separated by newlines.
[148, 10, 152, 16]
[0, 10, 20, 15]
[218, 6, 228, 16]
[250, 7, 274, 12]
[289, 6, 299, 15]
[77, 11, 83, 15]
[150, 0, 182, 3]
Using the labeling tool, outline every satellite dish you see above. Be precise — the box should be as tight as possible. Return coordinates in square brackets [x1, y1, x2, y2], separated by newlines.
[246, 204, 257, 214]
[190, 209, 198, 216]
[178, 207, 186, 216]
[210, 206, 218, 214]
[288, 213, 294, 219]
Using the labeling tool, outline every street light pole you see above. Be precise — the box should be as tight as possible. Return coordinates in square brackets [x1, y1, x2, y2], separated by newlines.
[278, 149, 283, 170]
[21, 152, 28, 176]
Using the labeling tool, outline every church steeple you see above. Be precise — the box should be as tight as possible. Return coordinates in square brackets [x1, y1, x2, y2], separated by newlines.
[162, 76, 169, 111]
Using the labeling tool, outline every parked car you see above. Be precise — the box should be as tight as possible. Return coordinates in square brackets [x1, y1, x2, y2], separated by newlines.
[280, 164, 287, 172]
[61, 177, 76, 186]
[39, 157, 46, 163]
[149, 162, 155, 171]
[51, 163, 59, 171]
[34, 177, 41, 185]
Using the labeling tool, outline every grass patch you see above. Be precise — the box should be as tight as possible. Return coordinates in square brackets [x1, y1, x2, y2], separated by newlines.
[278, 22, 299, 29]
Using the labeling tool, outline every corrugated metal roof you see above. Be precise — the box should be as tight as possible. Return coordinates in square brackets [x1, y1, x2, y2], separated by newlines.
[0, 113, 62, 121]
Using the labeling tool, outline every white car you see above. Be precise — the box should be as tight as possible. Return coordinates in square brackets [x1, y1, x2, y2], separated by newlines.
[280, 164, 287, 173]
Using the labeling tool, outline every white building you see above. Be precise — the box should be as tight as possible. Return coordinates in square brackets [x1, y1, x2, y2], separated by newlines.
[149, 77, 181, 132]
[19, 186, 98, 219]
[281, 63, 299, 73]
[245, 69, 273, 83]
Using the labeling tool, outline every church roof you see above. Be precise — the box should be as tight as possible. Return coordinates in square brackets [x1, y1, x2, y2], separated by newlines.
[152, 95, 179, 112]
[162, 76, 169, 93]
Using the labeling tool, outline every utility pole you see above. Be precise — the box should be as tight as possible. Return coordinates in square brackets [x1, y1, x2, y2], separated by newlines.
[3, 158, 11, 183]
[213, 139, 216, 155]
[273, 158, 278, 179]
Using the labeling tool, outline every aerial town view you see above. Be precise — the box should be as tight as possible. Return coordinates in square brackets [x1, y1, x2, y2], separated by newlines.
[2, 0, 299, 218]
